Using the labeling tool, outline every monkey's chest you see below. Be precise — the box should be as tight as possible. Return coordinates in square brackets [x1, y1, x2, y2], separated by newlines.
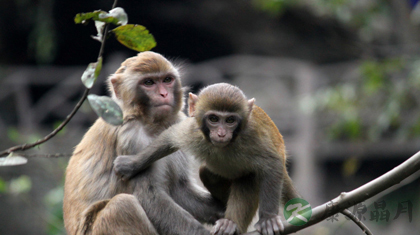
[203, 154, 253, 179]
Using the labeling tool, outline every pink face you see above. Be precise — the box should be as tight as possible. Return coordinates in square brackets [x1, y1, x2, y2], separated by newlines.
[140, 75, 176, 117]
[205, 111, 241, 147]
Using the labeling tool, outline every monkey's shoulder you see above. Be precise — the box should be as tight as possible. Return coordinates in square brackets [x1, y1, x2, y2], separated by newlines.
[249, 106, 285, 155]
[250, 106, 282, 136]
[175, 117, 200, 136]
[72, 119, 119, 158]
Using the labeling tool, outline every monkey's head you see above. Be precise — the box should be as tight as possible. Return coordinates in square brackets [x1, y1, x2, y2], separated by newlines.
[108, 51, 183, 122]
[188, 83, 254, 147]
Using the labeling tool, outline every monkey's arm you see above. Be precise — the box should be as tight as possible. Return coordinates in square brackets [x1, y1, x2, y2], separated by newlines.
[113, 122, 183, 181]
[254, 158, 284, 235]
[171, 170, 225, 224]
[199, 166, 231, 205]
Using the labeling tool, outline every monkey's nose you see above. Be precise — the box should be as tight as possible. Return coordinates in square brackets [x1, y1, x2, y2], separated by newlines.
[217, 128, 226, 137]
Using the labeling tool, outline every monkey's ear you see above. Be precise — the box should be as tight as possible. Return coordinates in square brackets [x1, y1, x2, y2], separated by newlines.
[188, 93, 199, 117]
[110, 76, 121, 99]
[247, 98, 255, 116]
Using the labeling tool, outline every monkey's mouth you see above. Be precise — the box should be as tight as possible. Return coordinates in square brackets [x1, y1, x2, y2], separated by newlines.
[154, 103, 172, 108]
[211, 140, 230, 148]
[153, 104, 174, 115]
[153, 104, 173, 111]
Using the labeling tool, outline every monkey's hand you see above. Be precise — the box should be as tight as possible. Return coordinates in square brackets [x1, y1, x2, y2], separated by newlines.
[113, 155, 138, 181]
[211, 218, 238, 235]
[254, 216, 284, 235]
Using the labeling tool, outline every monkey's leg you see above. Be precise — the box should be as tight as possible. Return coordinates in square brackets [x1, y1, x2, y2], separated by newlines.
[281, 173, 300, 204]
[82, 193, 158, 235]
[171, 170, 225, 225]
[134, 180, 212, 235]
[224, 174, 259, 234]
[199, 166, 231, 205]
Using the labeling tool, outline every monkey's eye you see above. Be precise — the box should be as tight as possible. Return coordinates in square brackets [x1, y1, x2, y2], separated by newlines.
[163, 77, 173, 83]
[143, 79, 155, 86]
[208, 115, 219, 123]
[226, 116, 236, 124]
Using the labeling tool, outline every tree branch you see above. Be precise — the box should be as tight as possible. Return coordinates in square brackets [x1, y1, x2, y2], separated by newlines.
[341, 209, 373, 235]
[244, 150, 420, 235]
[0, 88, 90, 157]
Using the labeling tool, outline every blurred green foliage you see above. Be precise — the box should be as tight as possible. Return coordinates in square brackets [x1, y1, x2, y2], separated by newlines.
[253, 0, 391, 42]
[0, 177, 7, 193]
[252, 0, 296, 16]
[7, 126, 43, 144]
[44, 184, 65, 235]
[28, 0, 57, 64]
[313, 57, 420, 141]
[0, 175, 32, 194]
[254, 0, 420, 141]
[9, 175, 32, 194]
[0, 175, 64, 234]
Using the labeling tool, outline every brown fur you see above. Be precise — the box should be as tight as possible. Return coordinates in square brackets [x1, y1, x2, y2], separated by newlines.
[192, 84, 294, 233]
[113, 83, 300, 234]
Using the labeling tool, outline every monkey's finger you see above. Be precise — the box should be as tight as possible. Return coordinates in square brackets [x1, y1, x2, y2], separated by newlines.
[113, 168, 125, 180]
[254, 223, 262, 232]
[218, 220, 229, 235]
[211, 220, 222, 234]
[224, 220, 237, 235]
[272, 219, 280, 235]
[266, 219, 274, 235]
[274, 216, 284, 235]
[260, 220, 268, 235]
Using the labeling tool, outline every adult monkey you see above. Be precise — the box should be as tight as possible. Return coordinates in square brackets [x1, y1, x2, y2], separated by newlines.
[114, 83, 300, 235]
[63, 52, 224, 235]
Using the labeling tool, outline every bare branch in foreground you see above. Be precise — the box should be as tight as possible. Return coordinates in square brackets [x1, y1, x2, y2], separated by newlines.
[244, 150, 420, 235]
[341, 209, 373, 235]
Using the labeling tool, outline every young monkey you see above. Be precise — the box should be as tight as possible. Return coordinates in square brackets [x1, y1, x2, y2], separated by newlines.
[114, 83, 300, 235]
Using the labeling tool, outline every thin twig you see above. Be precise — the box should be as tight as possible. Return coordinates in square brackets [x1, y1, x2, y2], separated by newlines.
[0, 88, 90, 157]
[0, 0, 119, 157]
[18, 153, 72, 158]
[341, 209, 373, 235]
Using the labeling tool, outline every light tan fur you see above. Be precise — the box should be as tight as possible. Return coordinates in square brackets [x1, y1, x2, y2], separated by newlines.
[64, 52, 222, 235]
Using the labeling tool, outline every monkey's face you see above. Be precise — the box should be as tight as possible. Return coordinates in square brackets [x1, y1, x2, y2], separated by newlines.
[203, 111, 241, 147]
[137, 75, 179, 119]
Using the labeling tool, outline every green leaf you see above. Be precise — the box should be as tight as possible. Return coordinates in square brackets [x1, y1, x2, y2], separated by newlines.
[0, 153, 28, 167]
[95, 57, 103, 80]
[74, 10, 107, 24]
[81, 57, 102, 89]
[74, 8, 127, 25]
[9, 175, 32, 194]
[88, 94, 123, 126]
[113, 24, 156, 52]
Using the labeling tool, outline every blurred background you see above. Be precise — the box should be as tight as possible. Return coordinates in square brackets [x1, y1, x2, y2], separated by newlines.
[0, 0, 420, 234]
